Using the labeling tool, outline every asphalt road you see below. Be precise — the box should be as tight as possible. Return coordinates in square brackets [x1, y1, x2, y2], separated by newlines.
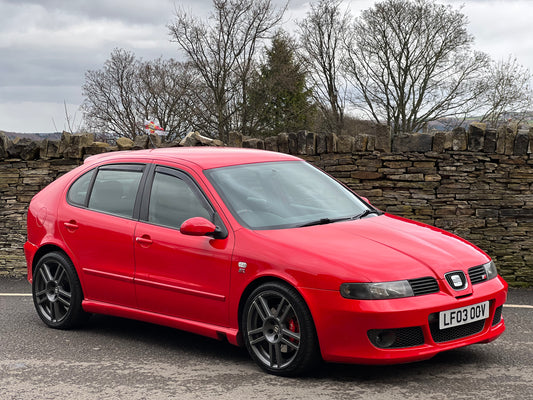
[1, 277, 532, 400]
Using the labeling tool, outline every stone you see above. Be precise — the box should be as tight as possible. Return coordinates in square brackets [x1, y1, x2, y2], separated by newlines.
[495, 126, 507, 154]
[58, 131, 72, 155]
[483, 129, 497, 153]
[228, 131, 243, 148]
[0, 131, 9, 160]
[306, 131, 317, 155]
[84, 142, 110, 157]
[326, 132, 338, 153]
[452, 127, 467, 151]
[316, 133, 327, 154]
[296, 131, 308, 155]
[116, 137, 134, 151]
[468, 123, 485, 151]
[7, 137, 40, 160]
[514, 130, 530, 156]
[179, 131, 222, 147]
[288, 132, 298, 154]
[393, 133, 433, 153]
[337, 135, 354, 153]
[133, 135, 150, 149]
[277, 133, 289, 154]
[40, 139, 60, 159]
[242, 138, 264, 149]
[60, 132, 95, 158]
[504, 126, 516, 155]
[264, 136, 279, 152]
[374, 124, 391, 152]
[433, 132, 446, 153]
[353, 135, 368, 152]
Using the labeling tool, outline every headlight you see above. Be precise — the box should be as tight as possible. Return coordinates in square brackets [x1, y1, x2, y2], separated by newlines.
[483, 260, 498, 280]
[340, 281, 414, 300]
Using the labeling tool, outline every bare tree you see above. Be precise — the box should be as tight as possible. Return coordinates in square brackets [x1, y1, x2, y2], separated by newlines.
[137, 59, 197, 141]
[480, 56, 532, 128]
[297, 0, 350, 134]
[82, 48, 141, 139]
[82, 49, 194, 141]
[168, 0, 284, 141]
[343, 0, 489, 135]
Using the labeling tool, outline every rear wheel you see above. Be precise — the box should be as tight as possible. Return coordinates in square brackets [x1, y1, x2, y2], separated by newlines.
[242, 282, 320, 376]
[32, 251, 88, 329]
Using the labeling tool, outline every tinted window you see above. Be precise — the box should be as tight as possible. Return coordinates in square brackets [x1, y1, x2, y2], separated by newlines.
[67, 168, 95, 207]
[88, 169, 143, 218]
[148, 171, 212, 229]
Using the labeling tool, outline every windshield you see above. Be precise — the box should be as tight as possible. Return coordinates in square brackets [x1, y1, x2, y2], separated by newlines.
[205, 161, 372, 230]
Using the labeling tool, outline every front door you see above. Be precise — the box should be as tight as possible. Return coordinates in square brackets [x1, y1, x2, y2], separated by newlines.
[134, 166, 233, 326]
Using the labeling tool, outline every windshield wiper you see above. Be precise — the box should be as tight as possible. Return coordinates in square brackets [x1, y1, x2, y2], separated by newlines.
[299, 209, 382, 228]
[353, 209, 381, 219]
[298, 217, 351, 228]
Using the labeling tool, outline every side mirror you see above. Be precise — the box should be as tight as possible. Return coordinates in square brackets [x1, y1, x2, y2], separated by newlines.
[360, 196, 370, 204]
[180, 217, 217, 237]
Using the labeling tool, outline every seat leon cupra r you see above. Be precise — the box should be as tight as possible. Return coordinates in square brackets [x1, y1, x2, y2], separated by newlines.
[25, 147, 507, 375]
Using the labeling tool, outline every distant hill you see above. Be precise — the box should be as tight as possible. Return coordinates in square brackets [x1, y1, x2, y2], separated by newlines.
[1, 131, 62, 141]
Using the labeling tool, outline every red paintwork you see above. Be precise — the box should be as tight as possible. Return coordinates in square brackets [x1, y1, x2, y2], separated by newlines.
[25, 147, 507, 364]
[180, 217, 217, 236]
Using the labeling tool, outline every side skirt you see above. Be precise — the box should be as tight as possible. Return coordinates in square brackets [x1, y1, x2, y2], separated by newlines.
[82, 300, 240, 346]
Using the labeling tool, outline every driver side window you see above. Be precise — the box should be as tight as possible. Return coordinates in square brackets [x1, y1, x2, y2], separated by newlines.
[148, 170, 212, 229]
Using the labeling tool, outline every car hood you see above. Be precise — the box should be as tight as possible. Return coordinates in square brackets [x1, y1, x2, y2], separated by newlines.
[252, 214, 489, 283]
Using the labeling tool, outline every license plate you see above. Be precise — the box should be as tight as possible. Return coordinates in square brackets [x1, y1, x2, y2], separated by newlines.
[439, 301, 489, 330]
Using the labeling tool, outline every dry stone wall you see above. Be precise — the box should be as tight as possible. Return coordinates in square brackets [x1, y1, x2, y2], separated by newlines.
[1, 126, 532, 286]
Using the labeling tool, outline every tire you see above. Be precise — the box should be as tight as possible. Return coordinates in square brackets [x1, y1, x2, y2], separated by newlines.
[242, 281, 320, 376]
[32, 251, 88, 329]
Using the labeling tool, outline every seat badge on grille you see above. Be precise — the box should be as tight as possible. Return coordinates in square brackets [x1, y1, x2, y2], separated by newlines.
[238, 262, 247, 274]
[451, 275, 462, 288]
[445, 271, 468, 291]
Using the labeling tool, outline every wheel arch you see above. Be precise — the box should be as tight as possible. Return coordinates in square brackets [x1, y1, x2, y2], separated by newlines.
[236, 275, 319, 346]
[31, 244, 80, 287]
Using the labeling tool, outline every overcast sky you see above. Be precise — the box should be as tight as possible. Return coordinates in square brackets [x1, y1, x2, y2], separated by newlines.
[1, 0, 532, 133]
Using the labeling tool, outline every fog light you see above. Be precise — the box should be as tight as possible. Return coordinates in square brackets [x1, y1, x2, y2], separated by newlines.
[368, 329, 396, 348]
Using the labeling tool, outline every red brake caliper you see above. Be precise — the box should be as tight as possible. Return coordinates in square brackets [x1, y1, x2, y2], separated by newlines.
[288, 318, 299, 342]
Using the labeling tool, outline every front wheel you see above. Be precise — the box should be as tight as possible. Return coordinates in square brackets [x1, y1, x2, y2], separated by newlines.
[32, 251, 88, 329]
[242, 282, 320, 376]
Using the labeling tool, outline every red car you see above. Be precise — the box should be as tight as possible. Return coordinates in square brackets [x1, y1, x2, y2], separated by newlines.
[25, 147, 507, 375]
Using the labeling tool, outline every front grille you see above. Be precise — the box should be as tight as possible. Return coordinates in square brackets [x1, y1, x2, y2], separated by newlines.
[468, 265, 487, 284]
[492, 305, 503, 326]
[409, 277, 439, 296]
[429, 315, 485, 343]
[368, 327, 425, 349]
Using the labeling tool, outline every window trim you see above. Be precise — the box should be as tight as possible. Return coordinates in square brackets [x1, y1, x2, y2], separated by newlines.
[139, 165, 228, 237]
[66, 163, 149, 221]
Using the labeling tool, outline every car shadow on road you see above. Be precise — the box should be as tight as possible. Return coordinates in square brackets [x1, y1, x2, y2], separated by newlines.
[80, 313, 494, 380]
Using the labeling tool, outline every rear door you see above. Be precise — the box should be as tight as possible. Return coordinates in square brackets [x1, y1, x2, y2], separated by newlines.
[58, 163, 147, 307]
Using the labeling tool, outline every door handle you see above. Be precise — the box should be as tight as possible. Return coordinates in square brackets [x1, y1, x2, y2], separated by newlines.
[135, 235, 153, 247]
[63, 220, 79, 231]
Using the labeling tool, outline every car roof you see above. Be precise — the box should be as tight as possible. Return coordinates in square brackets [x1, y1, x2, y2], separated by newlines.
[84, 147, 300, 170]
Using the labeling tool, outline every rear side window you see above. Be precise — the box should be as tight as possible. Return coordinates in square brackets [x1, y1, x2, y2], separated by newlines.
[67, 169, 95, 206]
[88, 168, 143, 218]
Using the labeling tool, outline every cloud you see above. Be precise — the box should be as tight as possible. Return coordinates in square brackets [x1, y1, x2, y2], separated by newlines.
[0, 0, 532, 133]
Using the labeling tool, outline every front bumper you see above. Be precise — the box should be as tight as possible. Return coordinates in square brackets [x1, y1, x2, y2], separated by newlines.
[300, 276, 507, 364]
